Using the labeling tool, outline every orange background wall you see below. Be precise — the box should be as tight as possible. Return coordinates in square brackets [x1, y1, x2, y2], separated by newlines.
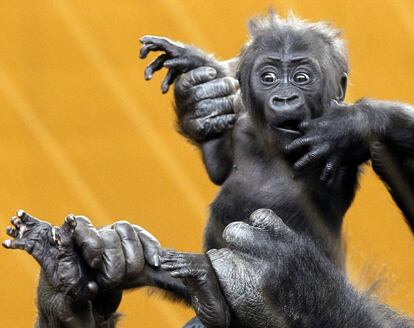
[0, 1, 413, 327]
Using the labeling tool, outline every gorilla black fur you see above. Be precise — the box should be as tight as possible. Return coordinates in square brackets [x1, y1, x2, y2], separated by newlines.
[139, 12, 414, 327]
[3, 12, 414, 328]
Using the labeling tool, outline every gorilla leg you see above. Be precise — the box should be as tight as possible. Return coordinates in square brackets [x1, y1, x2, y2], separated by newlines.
[161, 251, 231, 328]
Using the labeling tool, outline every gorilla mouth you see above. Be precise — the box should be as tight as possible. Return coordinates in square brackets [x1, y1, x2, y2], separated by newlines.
[275, 119, 302, 134]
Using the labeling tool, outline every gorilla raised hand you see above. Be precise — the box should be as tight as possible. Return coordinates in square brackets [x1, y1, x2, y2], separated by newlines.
[140, 36, 239, 148]
[3, 210, 97, 327]
[162, 209, 414, 328]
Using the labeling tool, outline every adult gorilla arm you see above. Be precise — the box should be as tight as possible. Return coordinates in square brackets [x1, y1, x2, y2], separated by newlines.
[285, 99, 414, 232]
[161, 209, 414, 328]
[140, 36, 239, 185]
[72, 217, 191, 305]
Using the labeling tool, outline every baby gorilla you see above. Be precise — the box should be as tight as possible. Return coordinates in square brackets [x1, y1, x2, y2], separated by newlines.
[3, 210, 97, 327]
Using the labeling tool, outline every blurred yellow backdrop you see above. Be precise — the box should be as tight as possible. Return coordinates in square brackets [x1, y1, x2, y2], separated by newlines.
[0, 1, 413, 327]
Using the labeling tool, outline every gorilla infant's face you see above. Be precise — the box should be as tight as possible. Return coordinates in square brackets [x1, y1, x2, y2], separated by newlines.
[250, 51, 324, 144]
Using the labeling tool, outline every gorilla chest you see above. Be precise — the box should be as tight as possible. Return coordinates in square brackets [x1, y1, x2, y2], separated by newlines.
[212, 162, 304, 225]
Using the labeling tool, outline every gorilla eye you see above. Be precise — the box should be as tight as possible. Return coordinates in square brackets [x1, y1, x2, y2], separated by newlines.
[293, 72, 311, 84]
[260, 72, 278, 84]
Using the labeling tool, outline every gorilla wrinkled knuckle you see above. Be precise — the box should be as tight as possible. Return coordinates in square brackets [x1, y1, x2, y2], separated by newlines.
[196, 119, 209, 135]
[195, 87, 209, 101]
[205, 67, 217, 78]
[75, 215, 93, 225]
[113, 221, 131, 230]
[306, 152, 318, 161]
[222, 221, 252, 242]
[194, 100, 211, 114]
[250, 208, 275, 219]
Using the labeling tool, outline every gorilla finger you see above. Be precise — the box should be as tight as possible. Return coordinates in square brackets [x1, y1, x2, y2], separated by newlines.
[61, 214, 77, 235]
[133, 225, 162, 268]
[163, 57, 192, 72]
[222, 221, 258, 252]
[284, 136, 318, 154]
[6, 226, 18, 238]
[73, 216, 104, 269]
[10, 216, 21, 228]
[192, 77, 239, 102]
[194, 96, 235, 118]
[2, 239, 26, 250]
[96, 229, 125, 289]
[169, 268, 192, 278]
[161, 250, 186, 260]
[248, 209, 287, 233]
[294, 144, 330, 171]
[16, 210, 31, 223]
[144, 53, 170, 80]
[212, 114, 237, 131]
[160, 262, 186, 271]
[16, 209, 38, 223]
[161, 69, 179, 94]
[298, 121, 312, 132]
[113, 221, 144, 278]
[195, 114, 237, 137]
[140, 36, 184, 56]
[176, 66, 217, 91]
[139, 43, 158, 59]
[320, 156, 341, 183]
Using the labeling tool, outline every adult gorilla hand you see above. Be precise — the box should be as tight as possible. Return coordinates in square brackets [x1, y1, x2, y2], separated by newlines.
[72, 217, 163, 316]
[174, 66, 239, 143]
[284, 100, 370, 183]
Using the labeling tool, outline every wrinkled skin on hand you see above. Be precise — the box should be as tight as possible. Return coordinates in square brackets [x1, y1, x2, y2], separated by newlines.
[3, 210, 97, 326]
[207, 209, 296, 328]
[160, 209, 330, 328]
[161, 251, 231, 328]
[284, 101, 370, 183]
[70, 217, 163, 319]
[140, 35, 239, 143]
[72, 218, 162, 289]
[174, 67, 239, 143]
[140, 35, 218, 93]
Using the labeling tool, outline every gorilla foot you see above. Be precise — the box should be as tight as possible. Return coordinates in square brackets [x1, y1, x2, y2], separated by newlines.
[161, 251, 231, 328]
[3, 210, 96, 300]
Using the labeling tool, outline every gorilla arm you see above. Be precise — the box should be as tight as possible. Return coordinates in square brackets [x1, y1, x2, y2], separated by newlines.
[140, 36, 239, 185]
[357, 100, 414, 232]
[285, 99, 414, 231]
[72, 218, 192, 305]
[162, 209, 414, 328]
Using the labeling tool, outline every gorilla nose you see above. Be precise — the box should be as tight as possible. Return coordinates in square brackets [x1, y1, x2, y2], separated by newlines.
[271, 94, 300, 109]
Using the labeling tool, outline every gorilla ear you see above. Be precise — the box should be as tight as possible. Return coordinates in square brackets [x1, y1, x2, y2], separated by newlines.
[337, 72, 348, 101]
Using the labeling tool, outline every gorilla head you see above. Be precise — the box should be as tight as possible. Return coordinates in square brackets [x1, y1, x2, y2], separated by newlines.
[237, 13, 349, 145]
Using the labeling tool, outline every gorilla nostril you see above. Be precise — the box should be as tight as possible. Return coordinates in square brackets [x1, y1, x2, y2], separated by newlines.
[271, 94, 300, 109]
[287, 94, 299, 102]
